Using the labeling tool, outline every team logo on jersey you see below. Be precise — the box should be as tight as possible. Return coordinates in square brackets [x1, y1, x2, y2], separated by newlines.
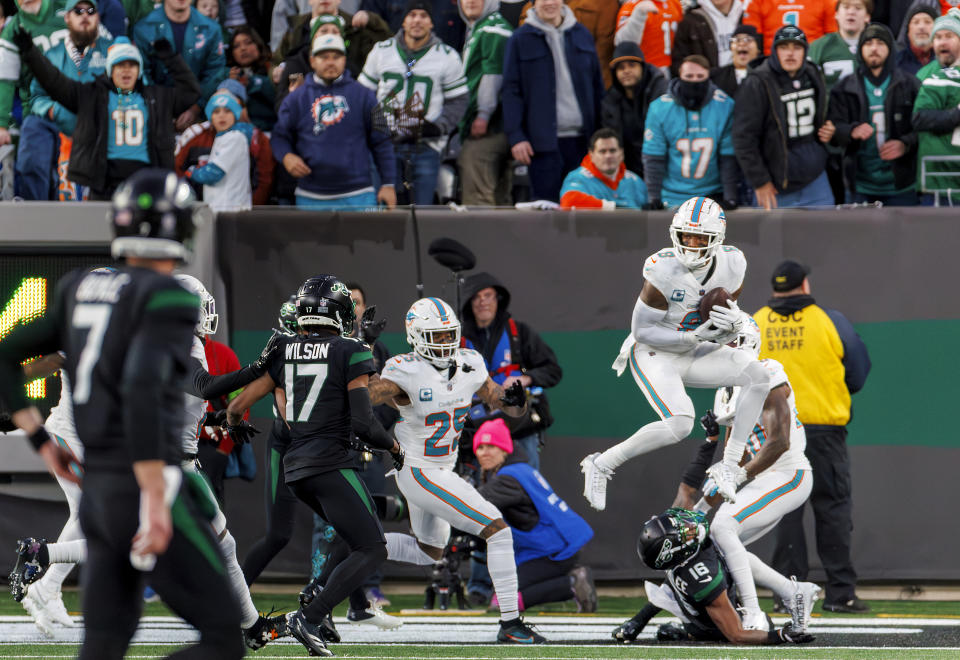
[670, 289, 685, 302]
[194, 33, 207, 52]
[419, 387, 433, 401]
[311, 94, 350, 134]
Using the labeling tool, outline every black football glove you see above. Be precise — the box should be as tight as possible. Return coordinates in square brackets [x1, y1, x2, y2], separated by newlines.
[390, 445, 405, 471]
[719, 199, 738, 211]
[420, 120, 443, 138]
[251, 329, 285, 376]
[642, 199, 665, 211]
[152, 38, 175, 58]
[202, 410, 228, 427]
[699, 410, 720, 439]
[225, 420, 260, 445]
[500, 380, 526, 409]
[11, 27, 35, 54]
[771, 624, 815, 645]
[358, 305, 386, 344]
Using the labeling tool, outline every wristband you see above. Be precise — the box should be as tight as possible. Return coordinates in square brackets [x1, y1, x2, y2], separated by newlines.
[28, 426, 52, 451]
[767, 628, 784, 645]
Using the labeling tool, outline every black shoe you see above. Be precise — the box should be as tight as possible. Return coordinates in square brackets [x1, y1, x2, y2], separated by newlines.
[612, 619, 642, 643]
[243, 613, 288, 650]
[497, 617, 546, 644]
[9, 538, 48, 602]
[823, 597, 870, 613]
[286, 610, 334, 657]
[569, 565, 597, 613]
[319, 614, 340, 643]
[656, 622, 689, 642]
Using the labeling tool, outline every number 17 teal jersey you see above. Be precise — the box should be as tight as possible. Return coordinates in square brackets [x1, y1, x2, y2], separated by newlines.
[642, 88, 735, 207]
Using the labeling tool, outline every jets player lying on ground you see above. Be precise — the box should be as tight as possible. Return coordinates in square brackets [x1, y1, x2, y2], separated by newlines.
[612, 508, 814, 645]
[582, 196, 772, 510]
[366, 297, 547, 644]
[226, 275, 405, 658]
[9, 274, 296, 651]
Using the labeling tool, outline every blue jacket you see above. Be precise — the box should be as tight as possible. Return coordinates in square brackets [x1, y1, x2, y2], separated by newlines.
[271, 71, 395, 196]
[98, 0, 126, 40]
[501, 17, 604, 152]
[30, 36, 113, 136]
[133, 6, 226, 104]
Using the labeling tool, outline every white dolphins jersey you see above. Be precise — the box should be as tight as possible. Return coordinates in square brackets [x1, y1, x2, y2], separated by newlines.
[641, 245, 747, 337]
[45, 371, 78, 443]
[182, 336, 208, 456]
[713, 358, 811, 474]
[382, 349, 488, 470]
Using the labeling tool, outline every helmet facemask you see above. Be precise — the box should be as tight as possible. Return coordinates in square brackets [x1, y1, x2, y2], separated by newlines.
[670, 226, 723, 269]
[639, 508, 709, 570]
[669, 197, 726, 269]
[412, 325, 461, 368]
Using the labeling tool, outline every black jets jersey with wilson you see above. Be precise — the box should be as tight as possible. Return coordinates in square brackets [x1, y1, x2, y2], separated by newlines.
[267, 332, 376, 481]
[666, 539, 738, 636]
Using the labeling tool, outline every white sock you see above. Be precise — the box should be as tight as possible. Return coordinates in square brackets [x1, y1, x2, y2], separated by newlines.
[35, 513, 85, 595]
[724, 361, 771, 466]
[485, 527, 519, 621]
[385, 533, 435, 566]
[47, 540, 86, 564]
[711, 517, 759, 611]
[748, 552, 794, 601]
[220, 530, 259, 628]
[595, 415, 693, 472]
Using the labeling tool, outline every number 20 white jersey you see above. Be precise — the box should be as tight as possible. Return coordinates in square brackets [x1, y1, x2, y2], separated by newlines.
[641, 245, 746, 336]
[382, 349, 488, 470]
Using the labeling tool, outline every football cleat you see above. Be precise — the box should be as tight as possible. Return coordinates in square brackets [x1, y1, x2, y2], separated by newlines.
[364, 586, 391, 608]
[741, 607, 770, 631]
[789, 579, 822, 632]
[612, 618, 643, 643]
[319, 614, 340, 643]
[705, 462, 745, 503]
[656, 622, 689, 641]
[41, 590, 73, 628]
[569, 565, 597, 613]
[286, 610, 333, 657]
[497, 617, 546, 644]
[580, 453, 613, 511]
[21, 588, 58, 637]
[243, 612, 288, 650]
[347, 604, 402, 630]
[9, 538, 49, 602]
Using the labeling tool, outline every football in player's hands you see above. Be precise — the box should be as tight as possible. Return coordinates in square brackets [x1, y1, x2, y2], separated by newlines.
[500, 380, 526, 408]
[698, 287, 732, 329]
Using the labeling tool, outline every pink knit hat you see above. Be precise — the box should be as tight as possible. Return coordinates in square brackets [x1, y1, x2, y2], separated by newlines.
[472, 418, 514, 455]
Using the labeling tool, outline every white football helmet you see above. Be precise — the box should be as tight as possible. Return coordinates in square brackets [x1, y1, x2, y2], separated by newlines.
[405, 297, 460, 368]
[670, 197, 726, 269]
[175, 273, 218, 336]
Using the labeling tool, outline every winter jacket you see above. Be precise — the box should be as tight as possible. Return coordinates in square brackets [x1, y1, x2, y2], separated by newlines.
[560, 153, 648, 208]
[175, 121, 275, 205]
[29, 36, 113, 136]
[732, 57, 829, 192]
[600, 61, 666, 175]
[21, 44, 200, 192]
[271, 70, 395, 196]
[460, 271, 562, 437]
[476, 447, 539, 531]
[501, 10, 604, 152]
[670, 5, 731, 77]
[828, 66, 921, 194]
[133, 6, 226, 103]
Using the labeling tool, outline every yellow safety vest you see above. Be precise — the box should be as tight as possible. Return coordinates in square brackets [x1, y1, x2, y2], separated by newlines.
[753, 303, 851, 426]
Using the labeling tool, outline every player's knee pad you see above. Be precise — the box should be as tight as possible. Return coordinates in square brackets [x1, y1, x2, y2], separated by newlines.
[663, 414, 694, 443]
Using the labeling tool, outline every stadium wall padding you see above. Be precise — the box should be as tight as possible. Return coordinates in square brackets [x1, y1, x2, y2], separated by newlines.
[1, 206, 958, 583]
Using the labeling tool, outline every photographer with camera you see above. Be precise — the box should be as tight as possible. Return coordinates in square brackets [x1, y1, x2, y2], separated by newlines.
[473, 419, 596, 613]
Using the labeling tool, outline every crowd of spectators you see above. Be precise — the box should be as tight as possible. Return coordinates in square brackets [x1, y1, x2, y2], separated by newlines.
[1, 0, 960, 209]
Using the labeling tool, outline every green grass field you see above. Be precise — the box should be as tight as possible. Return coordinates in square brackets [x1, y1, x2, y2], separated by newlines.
[1, 592, 958, 659]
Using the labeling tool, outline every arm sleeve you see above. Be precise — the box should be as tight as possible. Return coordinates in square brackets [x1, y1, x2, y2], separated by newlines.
[160, 51, 203, 114]
[365, 89, 396, 185]
[271, 92, 296, 162]
[348, 387, 394, 450]
[824, 308, 871, 394]
[615, 5, 649, 46]
[197, 31, 227, 102]
[0, 21, 21, 128]
[501, 35, 526, 146]
[189, 161, 226, 184]
[121, 294, 197, 464]
[434, 90, 468, 134]
[911, 108, 960, 134]
[732, 77, 774, 188]
[561, 189, 612, 209]
[631, 295, 695, 350]
[476, 474, 530, 511]
[719, 154, 739, 202]
[680, 439, 720, 488]
[641, 154, 666, 201]
[269, 0, 297, 51]
[20, 46, 84, 114]
[185, 357, 263, 400]
[828, 84, 856, 148]
[475, 74, 502, 121]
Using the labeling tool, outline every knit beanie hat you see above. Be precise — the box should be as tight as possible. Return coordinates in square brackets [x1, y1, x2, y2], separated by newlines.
[472, 418, 514, 455]
[216, 78, 248, 104]
[106, 37, 142, 76]
[310, 13, 347, 41]
[205, 91, 242, 124]
[933, 8, 960, 40]
[403, 0, 433, 22]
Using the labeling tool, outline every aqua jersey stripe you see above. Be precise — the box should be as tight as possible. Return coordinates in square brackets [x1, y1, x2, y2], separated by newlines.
[734, 470, 805, 523]
[411, 468, 494, 527]
[629, 349, 672, 418]
[427, 297, 448, 322]
[690, 197, 705, 225]
[51, 433, 83, 478]
[693, 563, 725, 601]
